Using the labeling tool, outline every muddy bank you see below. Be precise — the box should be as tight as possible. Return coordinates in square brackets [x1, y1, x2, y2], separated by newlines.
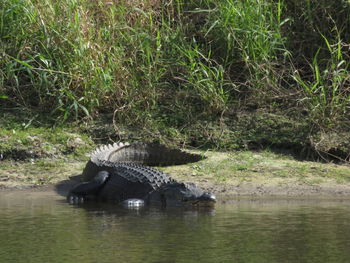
[198, 180, 350, 200]
[2, 166, 350, 200]
[1, 149, 350, 199]
[2, 177, 350, 200]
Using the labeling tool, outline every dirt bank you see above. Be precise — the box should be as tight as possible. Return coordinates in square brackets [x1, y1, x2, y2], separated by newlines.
[196, 178, 350, 200]
[1, 150, 350, 199]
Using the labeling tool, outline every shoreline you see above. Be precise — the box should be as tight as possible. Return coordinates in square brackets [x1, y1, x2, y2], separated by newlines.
[2, 176, 350, 201]
[1, 150, 350, 200]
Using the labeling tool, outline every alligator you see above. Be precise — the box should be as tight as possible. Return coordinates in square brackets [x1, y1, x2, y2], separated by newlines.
[68, 142, 216, 207]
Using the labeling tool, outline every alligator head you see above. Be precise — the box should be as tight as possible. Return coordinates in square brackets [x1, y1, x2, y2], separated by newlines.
[150, 182, 216, 207]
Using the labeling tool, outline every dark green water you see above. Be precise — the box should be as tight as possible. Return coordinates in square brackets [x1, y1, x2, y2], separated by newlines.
[1, 190, 350, 263]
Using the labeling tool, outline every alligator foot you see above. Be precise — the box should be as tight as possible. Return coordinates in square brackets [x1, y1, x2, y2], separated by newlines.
[121, 198, 145, 209]
[67, 194, 86, 204]
[67, 171, 110, 204]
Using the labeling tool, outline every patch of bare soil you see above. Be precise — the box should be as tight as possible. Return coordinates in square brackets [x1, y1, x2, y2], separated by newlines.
[0, 160, 85, 190]
[196, 179, 350, 200]
[162, 151, 350, 199]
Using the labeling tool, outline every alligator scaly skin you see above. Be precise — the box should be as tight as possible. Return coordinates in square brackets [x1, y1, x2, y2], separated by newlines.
[93, 161, 175, 202]
[82, 142, 203, 182]
[77, 142, 204, 203]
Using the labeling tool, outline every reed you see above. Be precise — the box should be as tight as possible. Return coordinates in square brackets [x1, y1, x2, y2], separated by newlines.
[1, 0, 350, 143]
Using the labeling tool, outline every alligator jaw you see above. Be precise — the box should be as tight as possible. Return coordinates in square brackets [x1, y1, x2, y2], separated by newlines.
[190, 192, 216, 207]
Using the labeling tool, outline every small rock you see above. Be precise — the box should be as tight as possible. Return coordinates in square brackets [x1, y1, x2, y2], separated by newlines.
[0, 175, 9, 181]
[67, 137, 85, 149]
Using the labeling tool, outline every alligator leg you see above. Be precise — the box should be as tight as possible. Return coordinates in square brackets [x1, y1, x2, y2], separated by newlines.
[67, 171, 109, 204]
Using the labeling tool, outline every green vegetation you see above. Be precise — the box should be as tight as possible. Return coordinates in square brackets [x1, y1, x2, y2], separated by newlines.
[1, 0, 350, 160]
[0, 159, 85, 186]
[162, 150, 350, 188]
[0, 116, 91, 186]
[0, 117, 94, 161]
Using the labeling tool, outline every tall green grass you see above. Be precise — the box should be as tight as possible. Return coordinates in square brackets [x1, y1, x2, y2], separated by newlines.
[1, 0, 350, 145]
[293, 31, 350, 127]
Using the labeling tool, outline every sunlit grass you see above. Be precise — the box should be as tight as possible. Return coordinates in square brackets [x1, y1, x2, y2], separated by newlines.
[1, 0, 350, 153]
[162, 149, 350, 185]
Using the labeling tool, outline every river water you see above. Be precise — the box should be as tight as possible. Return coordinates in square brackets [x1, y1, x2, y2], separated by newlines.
[1, 189, 350, 263]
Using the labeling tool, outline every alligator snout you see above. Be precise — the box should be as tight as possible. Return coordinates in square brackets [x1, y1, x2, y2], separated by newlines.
[193, 192, 216, 206]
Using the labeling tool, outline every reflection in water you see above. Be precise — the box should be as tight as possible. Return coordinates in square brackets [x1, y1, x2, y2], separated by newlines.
[1, 190, 350, 263]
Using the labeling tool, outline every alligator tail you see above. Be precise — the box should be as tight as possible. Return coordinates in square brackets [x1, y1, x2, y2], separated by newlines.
[91, 142, 204, 166]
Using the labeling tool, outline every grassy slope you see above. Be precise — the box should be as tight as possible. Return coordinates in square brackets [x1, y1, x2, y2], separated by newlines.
[1, 0, 350, 173]
[0, 113, 349, 194]
[2, 144, 350, 198]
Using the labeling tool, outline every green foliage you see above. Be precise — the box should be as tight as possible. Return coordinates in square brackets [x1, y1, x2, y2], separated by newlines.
[293, 31, 350, 127]
[1, 0, 350, 153]
[0, 126, 94, 160]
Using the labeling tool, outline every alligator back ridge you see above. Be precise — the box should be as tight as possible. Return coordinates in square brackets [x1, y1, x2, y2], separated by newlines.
[91, 142, 203, 166]
[82, 142, 204, 182]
